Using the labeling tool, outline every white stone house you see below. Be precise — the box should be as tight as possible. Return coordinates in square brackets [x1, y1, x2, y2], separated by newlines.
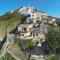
[47, 16, 56, 24]
[54, 23, 57, 26]
[10, 10, 14, 13]
[18, 24, 33, 38]
[49, 18, 56, 24]
[18, 7, 48, 23]
[31, 30, 45, 42]
[18, 7, 35, 18]
[40, 23, 48, 33]
[18, 23, 47, 40]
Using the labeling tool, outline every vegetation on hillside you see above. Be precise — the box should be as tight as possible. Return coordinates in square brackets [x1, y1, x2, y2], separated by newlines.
[0, 13, 27, 37]
[2, 52, 16, 60]
[42, 28, 60, 60]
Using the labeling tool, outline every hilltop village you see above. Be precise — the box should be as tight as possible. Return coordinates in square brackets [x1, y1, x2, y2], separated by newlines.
[0, 6, 60, 60]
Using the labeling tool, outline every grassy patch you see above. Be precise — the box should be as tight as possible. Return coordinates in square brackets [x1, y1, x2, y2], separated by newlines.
[7, 42, 28, 60]
[2, 53, 16, 60]
[46, 54, 60, 60]
[14, 37, 20, 46]
[23, 39, 34, 48]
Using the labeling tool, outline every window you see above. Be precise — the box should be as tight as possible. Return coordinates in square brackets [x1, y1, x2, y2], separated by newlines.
[32, 15, 34, 17]
[24, 28, 26, 31]
[22, 34, 24, 36]
[36, 34, 38, 36]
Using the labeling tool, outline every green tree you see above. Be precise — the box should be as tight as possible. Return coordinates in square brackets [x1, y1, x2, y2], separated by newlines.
[43, 28, 60, 54]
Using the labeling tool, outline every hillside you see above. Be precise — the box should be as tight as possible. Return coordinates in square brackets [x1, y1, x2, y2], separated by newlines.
[0, 6, 59, 41]
[0, 13, 27, 41]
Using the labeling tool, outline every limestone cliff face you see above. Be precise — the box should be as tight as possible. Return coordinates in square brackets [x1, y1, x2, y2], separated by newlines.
[0, 29, 6, 41]
[1, 7, 28, 41]
[0, 21, 19, 41]
[0, 14, 26, 41]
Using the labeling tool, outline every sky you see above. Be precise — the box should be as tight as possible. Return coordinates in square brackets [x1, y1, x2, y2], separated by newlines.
[0, 0, 60, 18]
